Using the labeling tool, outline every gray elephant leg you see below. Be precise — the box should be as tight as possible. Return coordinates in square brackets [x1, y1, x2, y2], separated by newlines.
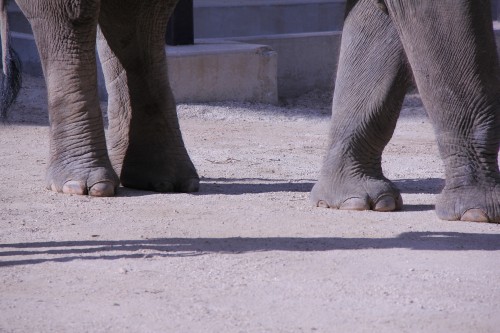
[15, 0, 118, 196]
[96, 0, 199, 193]
[311, 0, 410, 211]
[384, 0, 500, 222]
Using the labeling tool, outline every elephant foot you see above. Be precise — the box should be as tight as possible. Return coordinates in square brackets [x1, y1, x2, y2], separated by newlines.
[436, 184, 500, 223]
[310, 176, 403, 212]
[47, 163, 119, 197]
[119, 150, 199, 193]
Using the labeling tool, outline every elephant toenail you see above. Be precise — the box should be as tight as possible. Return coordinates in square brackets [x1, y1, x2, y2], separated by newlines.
[62, 181, 87, 195]
[460, 209, 489, 223]
[373, 195, 397, 212]
[89, 181, 116, 197]
[340, 197, 370, 211]
[316, 200, 330, 208]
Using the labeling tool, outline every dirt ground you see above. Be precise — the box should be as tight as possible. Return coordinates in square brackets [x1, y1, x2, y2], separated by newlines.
[1, 75, 499, 333]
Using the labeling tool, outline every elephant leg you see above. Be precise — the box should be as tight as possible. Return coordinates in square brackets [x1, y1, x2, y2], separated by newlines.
[16, 0, 118, 196]
[97, 0, 199, 193]
[384, 0, 500, 223]
[311, 0, 410, 211]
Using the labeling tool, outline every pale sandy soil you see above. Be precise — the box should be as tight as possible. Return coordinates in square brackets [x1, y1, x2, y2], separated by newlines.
[1, 76, 499, 333]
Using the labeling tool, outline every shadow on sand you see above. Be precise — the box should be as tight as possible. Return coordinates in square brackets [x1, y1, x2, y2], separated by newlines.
[1, 231, 499, 267]
[116, 177, 444, 197]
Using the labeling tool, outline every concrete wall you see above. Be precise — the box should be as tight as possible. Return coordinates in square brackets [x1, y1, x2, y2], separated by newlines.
[492, 0, 499, 20]
[233, 32, 342, 97]
[193, 0, 346, 38]
[7, 1, 347, 37]
[166, 41, 278, 104]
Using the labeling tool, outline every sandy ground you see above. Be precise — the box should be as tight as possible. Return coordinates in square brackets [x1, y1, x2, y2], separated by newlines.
[1, 76, 499, 333]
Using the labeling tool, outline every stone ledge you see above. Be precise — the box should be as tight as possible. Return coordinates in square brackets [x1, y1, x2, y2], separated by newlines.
[165, 40, 278, 104]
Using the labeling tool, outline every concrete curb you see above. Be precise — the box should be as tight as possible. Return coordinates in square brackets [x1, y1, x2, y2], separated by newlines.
[165, 40, 278, 104]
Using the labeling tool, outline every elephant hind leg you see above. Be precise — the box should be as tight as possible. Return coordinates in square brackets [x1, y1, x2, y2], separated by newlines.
[311, 0, 410, 211]
[97, 0, 199, 193]
[384, 0, 500, 223]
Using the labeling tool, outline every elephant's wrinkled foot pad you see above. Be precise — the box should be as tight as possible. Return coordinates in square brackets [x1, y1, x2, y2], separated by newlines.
[47, 166, 119, 197]
[436, 186, 500, 223]
[311, 179, 403, 212]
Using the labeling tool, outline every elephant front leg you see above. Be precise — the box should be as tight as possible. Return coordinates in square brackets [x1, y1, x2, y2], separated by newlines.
[17, 0, 119, 196]
[96, 0, 199, 193]
[311, 0, 409, 211]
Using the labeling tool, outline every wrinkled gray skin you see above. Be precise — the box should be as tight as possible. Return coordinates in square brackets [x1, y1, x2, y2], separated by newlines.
[311, 0, 500, 223]
[13, 0, 199, 196]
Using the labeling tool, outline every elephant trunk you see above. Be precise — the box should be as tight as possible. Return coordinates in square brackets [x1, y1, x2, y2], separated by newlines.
[0, 0, 22, 120]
